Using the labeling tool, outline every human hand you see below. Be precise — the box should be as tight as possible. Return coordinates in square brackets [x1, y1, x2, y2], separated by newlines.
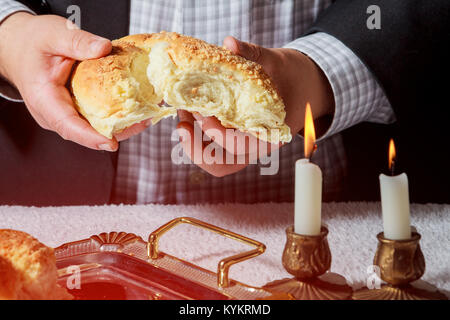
[177, 36, 334, 176]
[0, 13, 149, 151]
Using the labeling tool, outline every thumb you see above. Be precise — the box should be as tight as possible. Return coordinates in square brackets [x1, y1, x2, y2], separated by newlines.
[223, 36, 267, 65]
[45, 21, 111, 60]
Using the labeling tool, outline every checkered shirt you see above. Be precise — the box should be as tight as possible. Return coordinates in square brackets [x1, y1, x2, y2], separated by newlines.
[0, 0, 395, 204]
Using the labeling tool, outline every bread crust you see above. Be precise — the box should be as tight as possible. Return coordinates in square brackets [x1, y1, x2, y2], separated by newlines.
[0, 229, 71, 300]
[71, 31, 292, 143]
[71, 44, 144, 117]
[0, 256, 18, 300]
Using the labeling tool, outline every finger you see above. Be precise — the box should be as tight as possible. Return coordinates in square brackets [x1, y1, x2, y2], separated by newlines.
[180, 111, 226, 146]
[179, 112, 275, 165]
[223, 36, 267, 65]
[46, 55, 77, 85]
[43, 18, 112, 60]
[176, 120, 196, 160]
[37, 83, 118, 151]
[177, 109, 195, 124]
[191, 112, 257, 156]
[191, 113, 226, 146]
[114, 119, 152, 141]
[176, 121, 248, 177]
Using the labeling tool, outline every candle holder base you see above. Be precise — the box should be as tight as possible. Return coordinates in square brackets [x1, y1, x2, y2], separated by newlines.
[352, 231, 448, 300]
[263, 226, 353, 300]
[353, 284, 448, 300]
[264, 274, 353, 300]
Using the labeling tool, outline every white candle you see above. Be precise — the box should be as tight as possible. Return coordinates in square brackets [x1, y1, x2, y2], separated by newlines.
[294, 103, 322, 235]
[379, 173, 411, 240]
[294, 158, 322, 235]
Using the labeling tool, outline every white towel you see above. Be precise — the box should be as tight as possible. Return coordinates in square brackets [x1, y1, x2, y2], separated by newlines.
[0, 202, 448, 297]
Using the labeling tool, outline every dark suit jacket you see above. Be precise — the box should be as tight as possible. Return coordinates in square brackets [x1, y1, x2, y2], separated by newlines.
[0, 0, 129, 206]
[309, 0, 450, 203]
[1, 0, 449, 205]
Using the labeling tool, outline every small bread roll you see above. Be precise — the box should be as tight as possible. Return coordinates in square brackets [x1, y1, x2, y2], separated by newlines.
[0, 256, 19, 300]
[71, 31, 292, 143]
[0, 229, 72, 300]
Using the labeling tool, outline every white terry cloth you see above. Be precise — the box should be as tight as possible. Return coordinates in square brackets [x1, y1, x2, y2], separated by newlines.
[0, 202, 449, 297]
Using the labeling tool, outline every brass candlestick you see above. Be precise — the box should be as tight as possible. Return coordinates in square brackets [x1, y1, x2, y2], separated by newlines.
[264, 226, 353, 300]
[353, 231, 448, 300]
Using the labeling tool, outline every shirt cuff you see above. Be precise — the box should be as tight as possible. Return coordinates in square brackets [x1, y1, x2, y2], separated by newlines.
[0, 1, 36, 102]
[0, 1, 35, 23]
[0, 76, 22, 102]
[283, 32, 395, 140]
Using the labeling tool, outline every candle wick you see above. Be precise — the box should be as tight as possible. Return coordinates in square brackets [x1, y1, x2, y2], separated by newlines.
[308, 144, 318, 162]
[390, 160, 396, 176]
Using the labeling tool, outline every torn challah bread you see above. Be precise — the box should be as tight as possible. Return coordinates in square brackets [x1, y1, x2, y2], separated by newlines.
[70, 31, 292, 143]
[0, 229, 72, 300]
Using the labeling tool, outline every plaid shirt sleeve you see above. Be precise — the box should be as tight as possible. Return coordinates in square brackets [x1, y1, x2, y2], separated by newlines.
[0, 0, 35, 102]
[284, 32, 395, 140]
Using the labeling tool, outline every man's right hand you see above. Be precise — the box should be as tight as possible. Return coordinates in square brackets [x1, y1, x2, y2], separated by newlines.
[0, 13, 148, 151]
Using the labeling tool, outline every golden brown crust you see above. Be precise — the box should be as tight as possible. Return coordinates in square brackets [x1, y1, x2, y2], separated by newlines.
[0, 229, 55, 271]
[71, 43, 146, 117]
[0, 229, 72, 300]
[0, 256, 18, 300]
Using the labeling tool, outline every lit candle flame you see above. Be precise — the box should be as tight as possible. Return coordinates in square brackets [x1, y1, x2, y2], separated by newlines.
[389, 138, 396, 175]
[304, 102, 316, 159]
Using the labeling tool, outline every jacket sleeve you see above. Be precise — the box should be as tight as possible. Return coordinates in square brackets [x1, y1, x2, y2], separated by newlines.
[284, 31, 394, 141]
[305, 0, 450, 122]
[0, 0, 34, 24]
[0, 0, 35, 102]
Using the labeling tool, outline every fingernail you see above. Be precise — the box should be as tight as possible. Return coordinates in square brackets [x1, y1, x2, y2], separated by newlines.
[91, 38, 110, 54]
[98, 143, 115, 152]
